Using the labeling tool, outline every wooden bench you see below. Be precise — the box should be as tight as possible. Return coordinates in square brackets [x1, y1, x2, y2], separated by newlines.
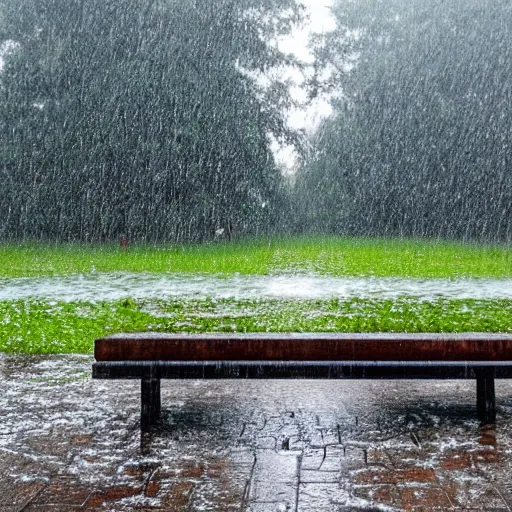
[92, 332, 512, 432]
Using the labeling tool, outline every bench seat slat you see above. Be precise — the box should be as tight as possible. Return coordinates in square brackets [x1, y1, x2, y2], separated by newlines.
[95, 332, 512, 362]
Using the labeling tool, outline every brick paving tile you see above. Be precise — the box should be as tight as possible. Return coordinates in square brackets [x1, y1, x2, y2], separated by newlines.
[32, 481, 92, 506]
[158, 480, 195, 510]
[399, 486, 454, 510]
[84, 486, 144, 508]
[298, 482, 351, 511]
[0, 481, 45, 508]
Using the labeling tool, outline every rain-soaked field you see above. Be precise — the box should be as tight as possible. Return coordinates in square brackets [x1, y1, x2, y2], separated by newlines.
[1, 354, 512, 511]
[2, 239, 512, 509]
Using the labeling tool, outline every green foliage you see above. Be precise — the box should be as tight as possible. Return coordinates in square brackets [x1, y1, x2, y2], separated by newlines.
[2, 297, 512, 354]
[296, 0, 512, 242]
[0, 0, 302, 242]
[1, 237, 512, 278]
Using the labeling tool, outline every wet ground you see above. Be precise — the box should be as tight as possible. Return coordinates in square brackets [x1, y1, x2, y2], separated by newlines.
[2, 273, 512, 302]
[1, 354, 512, 511]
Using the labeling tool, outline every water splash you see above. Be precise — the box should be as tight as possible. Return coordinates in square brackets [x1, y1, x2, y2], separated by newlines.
[1, 272, 512, 302]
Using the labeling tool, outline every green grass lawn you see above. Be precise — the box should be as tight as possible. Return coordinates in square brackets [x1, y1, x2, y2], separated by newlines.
[1, 235, 512, 278]
[2, 297, 512, 354]
[1, 236, 512, 353]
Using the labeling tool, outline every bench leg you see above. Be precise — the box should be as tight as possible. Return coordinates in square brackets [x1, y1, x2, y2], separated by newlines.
[476, 369, 496, 424]
[141, 377, 161, 432]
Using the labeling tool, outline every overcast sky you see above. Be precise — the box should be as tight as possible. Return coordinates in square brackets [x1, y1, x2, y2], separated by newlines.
[273, 0, 336, 173]
[280, 0, 336, 127]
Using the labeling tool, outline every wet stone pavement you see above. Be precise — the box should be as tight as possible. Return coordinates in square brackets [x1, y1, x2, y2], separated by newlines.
[1, 354, 512, 511]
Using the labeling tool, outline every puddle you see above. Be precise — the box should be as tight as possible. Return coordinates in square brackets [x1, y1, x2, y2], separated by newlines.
[1, 273, 512, 302]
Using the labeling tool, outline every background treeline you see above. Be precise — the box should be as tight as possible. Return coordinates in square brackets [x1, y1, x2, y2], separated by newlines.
[296, 0, 512, 242]
[1, 0, 512, 243]
[0, 0, 301, 242]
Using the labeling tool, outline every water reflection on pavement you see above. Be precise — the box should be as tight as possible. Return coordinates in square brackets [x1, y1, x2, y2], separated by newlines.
[1, 354, 512, 511]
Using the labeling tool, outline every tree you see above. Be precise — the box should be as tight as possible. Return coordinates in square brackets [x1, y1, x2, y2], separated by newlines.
[0, 0, 304, 242]
[296, 0, 512, 241]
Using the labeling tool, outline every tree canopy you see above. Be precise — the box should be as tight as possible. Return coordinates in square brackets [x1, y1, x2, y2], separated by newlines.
[0, 0, 304, 242]
[296, 0, 512, 241]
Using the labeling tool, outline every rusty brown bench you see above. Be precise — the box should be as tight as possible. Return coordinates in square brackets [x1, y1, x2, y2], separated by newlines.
[92, 332, 512, 432]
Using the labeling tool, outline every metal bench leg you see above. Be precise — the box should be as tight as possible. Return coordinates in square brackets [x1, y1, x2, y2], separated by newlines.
[476, 368, 496, 424]
[141, 377, 161, 432]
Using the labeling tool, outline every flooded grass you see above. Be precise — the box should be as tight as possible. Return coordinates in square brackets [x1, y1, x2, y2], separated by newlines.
[2, 297, 512, 354]
[2, 237, 511, 354]
[1, 236, 512, 278]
